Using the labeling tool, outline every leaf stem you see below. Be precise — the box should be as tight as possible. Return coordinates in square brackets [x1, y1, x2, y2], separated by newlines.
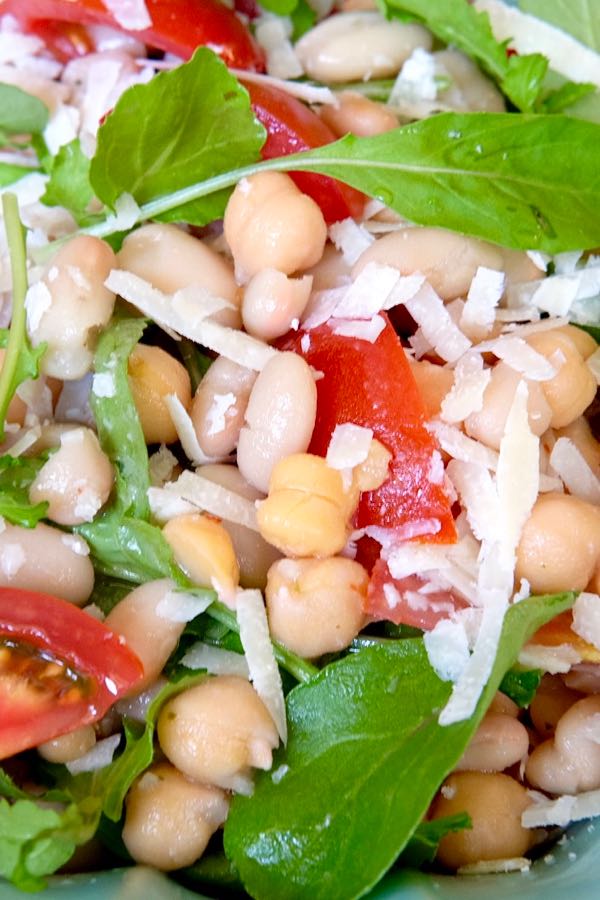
[0, 193, 28, 441]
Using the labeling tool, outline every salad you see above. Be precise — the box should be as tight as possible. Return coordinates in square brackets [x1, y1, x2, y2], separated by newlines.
[0, 0, 599, 896]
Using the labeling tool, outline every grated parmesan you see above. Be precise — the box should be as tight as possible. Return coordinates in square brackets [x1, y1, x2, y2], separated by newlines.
[164, 394, 218, 466]
[572, 593, 600, 652]
[160, 470, 259, 531]
[549, 437, 600, 505]
[518, 642, 582, 674]
[181, 642, 251, 678]
[155, 590, 213, 623]
[522, 789, 600, 829]
[66, 733, 121, 775]
[403, 282, 471, 363]
[326, 423, 373, 471]
[440, 352, 490, 424]
[460, 265, 505, 338]
[102, 0, 152, 30]
[329, 218, 374, 266]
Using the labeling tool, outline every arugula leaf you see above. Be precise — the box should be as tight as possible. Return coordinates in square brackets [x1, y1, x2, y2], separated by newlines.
[0, 454, 48, 527]
[519, 0, 600, 52]
[41, 139, 96, 226]
[504, 52, 548, 112]
[225, 592, 574, 900]
[0, 163, 37, 188]
[290, 0, 317, 40]
[259, 0, 298, 16]
[543, 81, 598, 115]
[0, 84, 48, 141]
[499, 666, 543, 708]
[90, 48, 265, 226]
[397, 814, 471, 868]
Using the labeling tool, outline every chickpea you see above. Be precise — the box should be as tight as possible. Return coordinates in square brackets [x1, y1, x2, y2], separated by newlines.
[266, 557, 367, 658]
[237, 352, 317, 494]
[564, 664, 600, 694]
[128, 343, 192, 445]
[488, 692, 519, 718]
[104, 580, 188, 691]
[353, 228, 504, 301]
[28, 236, 117, 380]
[123, 762, 229, 871]
[117, 223, 241, 329]
[526, 330, 597, 428]
[257, 453, 353, 558]
[320, 92, 399, 137]
[191, 356, 257, 458]
[0, 522, 93, 605]
[430, 773, 532, 870]
[223, 173, 327, 283]
[242, 269, 312, 342]
[529, 674, 582, 739]
[162, 514, 240, 603]
[295, 13, 432, 83]
[464, 363, 552, 451]
[29, 427, 114, 526]
[454, 713, 529, 773]
[197, 464, 280, 590]
[556, 417, 600, 475]
[38, 725, 96, 764]
[516, 493, 600, 594]
[157, 675, 279, 794]
[435, 49, 505, 113]
[526, 696, 600, 794]
[555, 324, 598, 360]
[408, 359, 454, 418]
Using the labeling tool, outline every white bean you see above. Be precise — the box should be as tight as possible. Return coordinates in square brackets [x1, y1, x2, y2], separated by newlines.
[454, 713, 529, 773]
[435, 49, 505, 112]
[191, 356, 257, 457]
[526, 696, 600, 794]
[242, 269, 312, 341]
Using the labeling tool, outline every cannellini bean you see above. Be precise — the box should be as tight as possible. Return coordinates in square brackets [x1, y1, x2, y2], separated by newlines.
[266, 556, 367, 658]
[191, 356, 257, 457]
[526, 696, 600, 794]
[295, 13, 432, 83]
[430, 772, 532, 870]
[29, 427, 114, 526]
[223, 173, 327, 283]
[257, 453, 352, 558]
[488, 692, 520, 718]
[117, 223, 241, 328]
[29, 236, 117, 380]
[123, 762, 229, 870]
[104, 580, 187, 691]
[527, 330, 597, 428]
[435, 49, 505, 113]
[320, 91, 399, 137]
[242, 269, 312, 341]
[0, 522, 93, 605]
[157, 675, 279, 794]
[529, 674, 582, 739]
[38, 725, 96, 764]
[197, 464, 280, 590]
[128, 343, 192, 445]
[464, 363, 552, 451]
[162, 513, 240, 603]
[408, 359, 454, 418]
[556, 417, 600, 475]
[237, 352, 317, 493]
[353, 228, 504, 301]
[454, 713, 529, 773]
[304, 242, 351, 292]
[564, 664, 600, 694]
[516, 493, 600, 594]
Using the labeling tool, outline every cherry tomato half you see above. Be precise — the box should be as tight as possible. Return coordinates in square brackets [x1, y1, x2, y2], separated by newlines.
[0, 588, 144, 759]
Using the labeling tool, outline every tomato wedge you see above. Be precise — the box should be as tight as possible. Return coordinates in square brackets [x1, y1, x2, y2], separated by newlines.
[0, 588, 144, 759]
[245, 81, 365, 224]
[0, 0, 265, 70]
[281, 315, 457, 542]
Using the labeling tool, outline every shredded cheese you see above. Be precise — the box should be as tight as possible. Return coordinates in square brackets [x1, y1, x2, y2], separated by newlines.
[102, 0, 152, 30]
[518, 642, 582, 674]
[155, 589, 213, 623]
[181, 642, 251, 678]
[522, 789, 600, 829]
[326, 423, 373, 470]
[162, 470, 260, 531]
[572, 593, 600, 652]
[329, 218, 374, 266]
[66, 733, 121, 775]
[440, 352, 490, 424]
[403, 282, 471, 363]
[549, 437, 600, 505]
[164, 394, 218, 466]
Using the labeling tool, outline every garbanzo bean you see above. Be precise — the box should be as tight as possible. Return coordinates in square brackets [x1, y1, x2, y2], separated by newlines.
[516, 492, 600, 594]
[104, 579, 188, 691]
[526, 696, 600, 794]
[454, 713, 529, 773]
[38, 725, 96, 764]
[191, 356, 257, 458]
[123, 762, 229, 870]
[237, 352, 317, 493]
[526, 330, 597, 428]
[529, 674, 582, 739]
[295, 12, 432, 83]
[242, 269, 312, 341]
[430, 772, 532, 870]
[266, 557, 367, 658]
[29, 236, 117, 380]
[117, 222, 241, 329]
[162, 513, 240, 603]
[555, 324, 598, 360]
[320, 91, 399, 137]
[128, 343, 192, 445]
[223, 172, 327, 283]
[555, 417, 600, 474]
[157, 675, 279, 794]
[408, 359, 455, 418]
[29, 427, 114, 526]
[0, 522, 93, 605]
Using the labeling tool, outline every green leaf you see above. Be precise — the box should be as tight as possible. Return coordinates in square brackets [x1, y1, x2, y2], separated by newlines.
[89, 316, 149, 519]
[542, 81, 598, 115]
[0, 163, 37, 188]
[0, 84, 48, 136]
[41, 139, 96, 225]
[290, 0, 317, 40]
[505, 52, 548, 112]
[519, 0, 600, 52]
[259, 0, 298, 16]
[499, 666, 543, 708]
[0, 454, 48, 527]
[575, 322, 600, 342]
[225, 592, 574, 900]
[90, 47, 265, 225]
[398, 814, 471, 868]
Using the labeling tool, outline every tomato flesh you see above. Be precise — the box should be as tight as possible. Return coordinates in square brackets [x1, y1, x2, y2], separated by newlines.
[0, 588, 144, 759]
[366, 557, 468, 630]
[0, 0, 265, 70]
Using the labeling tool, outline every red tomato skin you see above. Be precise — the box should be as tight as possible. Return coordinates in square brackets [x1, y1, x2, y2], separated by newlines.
[281, 316, 457, 542]
[27, 20, 94, 63]
[1, 0, 265, 70]
[245, 81, 365, 223]
[0, 588, 144, 758]
[367, 557, 468, 630]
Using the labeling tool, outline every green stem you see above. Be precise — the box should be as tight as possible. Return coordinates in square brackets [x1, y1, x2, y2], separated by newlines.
[0, 193, 28, 441]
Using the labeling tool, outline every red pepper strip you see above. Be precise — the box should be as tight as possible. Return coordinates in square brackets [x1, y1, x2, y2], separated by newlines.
[0, 0, 265, 70]
[281, 314, 457, 541]
[367, 558, 469, 630]
[245, 81, 365, 224]
[26, 20, 95, 63]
